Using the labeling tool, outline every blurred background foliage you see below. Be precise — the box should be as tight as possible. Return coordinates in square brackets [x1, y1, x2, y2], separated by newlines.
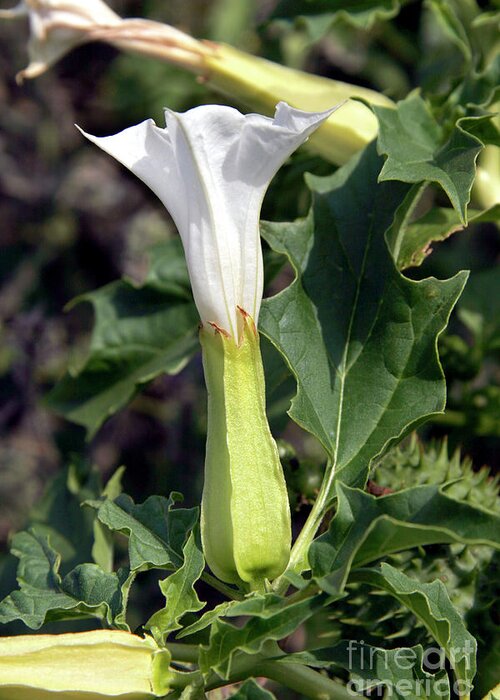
[0, 0, 498, 689]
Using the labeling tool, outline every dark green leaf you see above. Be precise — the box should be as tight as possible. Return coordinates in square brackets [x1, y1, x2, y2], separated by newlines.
[199, 593, 329, 678]
[396, 205, 500, 270]
[0, 530, 128, 630]
[352, 564, 476, 691]
[176, 600, 237, 639]
[46, 238, 199, 437]
[309, 482, 500, 594]
[229, 679, 277, 699]
[458, 267, 500, 353]
[270, 0, 402, 38]
[427, 0, 472, 64]
[146, 528, 205, 643]
[27, 462, 102, 574]
[260, 142, 467, 488]
[280, 643, 450, 699]
[372, 93, 482, 222]
[448, 46, 500, 111]
[90, 492, 198, 571]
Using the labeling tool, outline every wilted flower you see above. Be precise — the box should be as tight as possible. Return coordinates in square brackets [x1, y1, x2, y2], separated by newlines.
[0, 0, 207, 81]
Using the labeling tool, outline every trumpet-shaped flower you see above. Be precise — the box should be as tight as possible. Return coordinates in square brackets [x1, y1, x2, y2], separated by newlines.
[80, 101, 339, 342]
[81, 101, 341, 588]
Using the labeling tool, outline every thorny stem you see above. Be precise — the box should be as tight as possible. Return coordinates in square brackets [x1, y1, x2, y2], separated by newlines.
[273, 459, 336, 594]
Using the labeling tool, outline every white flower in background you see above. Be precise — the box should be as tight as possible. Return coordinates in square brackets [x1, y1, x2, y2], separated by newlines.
[0, 0, 207, 81]
[0, 0, 120, 79]
[80, 101, 341, 343]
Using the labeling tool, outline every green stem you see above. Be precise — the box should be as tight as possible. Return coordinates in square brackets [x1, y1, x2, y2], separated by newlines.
[168, 642, 352, 699]
[201, 571, 244, 600]
[273, 459, 336, 594]
[166, 642, 199, 664]
[256, 660, 353, 700]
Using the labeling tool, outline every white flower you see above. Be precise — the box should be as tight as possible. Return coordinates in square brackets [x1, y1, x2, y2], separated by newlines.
[0, 0, 206, 81]
[0, 0, 119, 79]
[80, 102, 340, 342]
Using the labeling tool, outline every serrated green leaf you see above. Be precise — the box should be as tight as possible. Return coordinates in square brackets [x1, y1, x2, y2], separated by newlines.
[46, 238, 199, 438]
[0, 530, 128, 630]
[397, 204, 500, 270]
[90, 492, 198, 572]
[309, 482, 500, 594]
[259, 142, 467, 488]
[352, 563, 477, 692]
[146, 528, 205, 643]
[372, 93, 482, 223]
[229, 679, 277, 699]
[176, 600, 237, 639]
[280, 643, 450, 699]
[270, 0, 402, 38]
[199, 593, 329, 678]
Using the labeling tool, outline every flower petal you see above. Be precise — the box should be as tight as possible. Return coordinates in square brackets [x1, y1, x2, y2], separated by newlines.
[80, 102, 341, 340]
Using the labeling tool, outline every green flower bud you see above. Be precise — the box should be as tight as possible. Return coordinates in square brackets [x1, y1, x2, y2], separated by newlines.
[200, 310, 291, 590]
[0, 630, 172, 699]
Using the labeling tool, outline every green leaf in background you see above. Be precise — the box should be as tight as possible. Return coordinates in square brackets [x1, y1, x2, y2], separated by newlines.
[309, 482, 500, 593]
[0, 530, 128, 630]
[90, 492, 198, 571]
[270, 0, 402, 39]
[259, 142, 467, 488]
[353, 564, 477, 693]
[448, 39, 500, 111]
[427, 0, 472, 65]
[26, 462, 102, 574]
[46, 238, 199, 437]
[372, 93, 482, 223]
[92, 466, 125, 573]
[228, 679, 277, 699]
[458, 266, 500, 353]
[199, 593, 329, 678]
[280, 643, 450, 699]
[146, 528, 205, 643]
[396, 204, 500, 270]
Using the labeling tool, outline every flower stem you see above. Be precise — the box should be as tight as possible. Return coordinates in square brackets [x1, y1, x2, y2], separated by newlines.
[201, 571, 244, 600]
[166, 643, 199, 664]
[255, 660, 353, 700]
[168, 642, 352, 699]
[273, 459, 336, 594]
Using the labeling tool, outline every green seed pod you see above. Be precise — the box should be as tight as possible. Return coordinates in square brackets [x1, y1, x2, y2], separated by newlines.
[200, 311, 291, 589]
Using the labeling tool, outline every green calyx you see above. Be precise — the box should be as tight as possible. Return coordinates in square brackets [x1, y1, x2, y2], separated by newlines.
[200, 310, 291, 590]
